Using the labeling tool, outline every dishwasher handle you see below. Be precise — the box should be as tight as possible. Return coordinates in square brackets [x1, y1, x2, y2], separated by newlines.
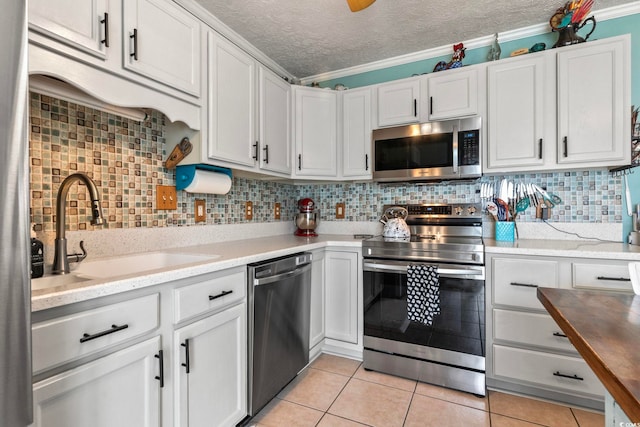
[253, 263, 312, 286]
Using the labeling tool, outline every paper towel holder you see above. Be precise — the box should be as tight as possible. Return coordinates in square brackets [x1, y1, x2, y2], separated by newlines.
[176, 164, 233, 193]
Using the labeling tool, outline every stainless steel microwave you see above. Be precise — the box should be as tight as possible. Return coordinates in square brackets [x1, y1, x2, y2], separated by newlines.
[372, 117, 482, 182]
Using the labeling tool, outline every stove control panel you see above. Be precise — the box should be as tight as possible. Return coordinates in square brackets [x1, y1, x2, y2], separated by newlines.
[400, 203, 482, 218]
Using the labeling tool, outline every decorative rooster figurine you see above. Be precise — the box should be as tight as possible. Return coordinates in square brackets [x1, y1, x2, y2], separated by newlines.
[433, 43, 466, 72]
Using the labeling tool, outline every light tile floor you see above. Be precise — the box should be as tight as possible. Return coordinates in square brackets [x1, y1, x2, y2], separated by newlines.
[248, 353, 604, 427]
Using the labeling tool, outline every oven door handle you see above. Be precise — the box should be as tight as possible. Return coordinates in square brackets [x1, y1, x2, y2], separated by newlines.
[363, 261, 483, 277]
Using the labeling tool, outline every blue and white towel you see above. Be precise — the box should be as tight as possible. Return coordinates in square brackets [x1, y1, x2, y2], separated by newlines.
[407, 264, 440, 326]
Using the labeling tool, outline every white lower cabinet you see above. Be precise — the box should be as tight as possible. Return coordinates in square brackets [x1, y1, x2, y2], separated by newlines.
[486, 252, 614, 409]
[324, 249, 361, 349]
[174, 302, 247, 427]
[31, 336, 162, 427]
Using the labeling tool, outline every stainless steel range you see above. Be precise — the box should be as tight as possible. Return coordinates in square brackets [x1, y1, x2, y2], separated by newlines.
[362, 203, 486, 396]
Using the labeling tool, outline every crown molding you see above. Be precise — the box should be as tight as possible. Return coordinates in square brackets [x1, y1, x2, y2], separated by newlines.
[300, 1, 640, 85]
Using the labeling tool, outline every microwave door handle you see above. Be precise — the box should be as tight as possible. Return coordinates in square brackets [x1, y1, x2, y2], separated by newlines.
[452, 125, 459, 173]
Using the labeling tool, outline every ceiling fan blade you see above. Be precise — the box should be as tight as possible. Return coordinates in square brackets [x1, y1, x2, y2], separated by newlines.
[346, 0, 376, 12]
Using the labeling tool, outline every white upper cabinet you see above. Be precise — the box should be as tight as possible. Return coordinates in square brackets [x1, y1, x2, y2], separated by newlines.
[376, 78, 419, 127]
[29, 0, 110, 60]
[423, 67, 479, 121]
[486, 54, 555, 171]
[207, 32, 257, 168]
[293, 86, 338, 178]
[122, 0, 201, 97]
[342, 88, 372, 179]
[556, 36, 630, 167]
[485, 35, 630, 173]
[259, 66, 291, 176]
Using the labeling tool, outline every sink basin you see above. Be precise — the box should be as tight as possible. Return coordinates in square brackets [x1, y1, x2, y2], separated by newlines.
[72, 251, 219, 279]
[31, 273, 92, 291]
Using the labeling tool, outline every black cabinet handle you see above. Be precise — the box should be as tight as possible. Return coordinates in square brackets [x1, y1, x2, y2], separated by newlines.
[181, 339, 190, 374]
[263, 144, 269, 164]
[553, 371, 583, 381]
[253, 141, 259, 161]
[130, 28, 138, 60]
[414, 99, 417, 117]
[209, 290, 233, 301]
[365, 154, 369, 171]
[538, 138, 543, 160]
[509, 282, 538, 288]
[80, 323, 129, 343]
[596, 276, 631, 282]
[155, 350, 164, 388]
[553, 332, 568, 338]
[562, 136, 568, 157]
[298, 154, 302, 170]
[429, 96, 433, 115]
[100, 13, 109, 47]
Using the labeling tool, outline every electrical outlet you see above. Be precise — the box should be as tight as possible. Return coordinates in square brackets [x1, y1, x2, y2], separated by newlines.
[195, 199, 206, 223]
[336, 203, 345, 219]
[156, 185, 177, 210]
[245, 201, 253, 220]
[274, 202, 281, 220]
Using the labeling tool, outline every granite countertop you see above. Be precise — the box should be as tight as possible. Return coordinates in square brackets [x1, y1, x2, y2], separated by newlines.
[537, 287, 640, 422]
[32, 234, 362, 312]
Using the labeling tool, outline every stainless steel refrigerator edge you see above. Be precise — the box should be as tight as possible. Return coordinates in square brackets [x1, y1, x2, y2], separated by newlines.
[0, 1, 33, 426]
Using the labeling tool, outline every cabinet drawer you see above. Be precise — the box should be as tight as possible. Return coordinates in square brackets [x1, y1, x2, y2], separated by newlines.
[572, 261, 633, 292]
[493, 345, 605, 397]
[174, 268, 246, 323]
[33, 293, 159, 374]
[492, 257, 559, 310]
[493, 309, 576, 353]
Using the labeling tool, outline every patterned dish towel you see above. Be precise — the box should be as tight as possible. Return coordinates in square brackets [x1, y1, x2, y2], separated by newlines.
[406, 264, 440, 326]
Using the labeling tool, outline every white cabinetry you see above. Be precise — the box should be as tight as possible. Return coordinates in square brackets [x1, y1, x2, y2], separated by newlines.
[423, 67, 479, 121]
[486, 252, 627, 410]
[324, 249, 362, 356]
[122, 0, 201, 96]
[485, 35, 630, 173]
[174, 303, 247, 427]
[376, 78, 419, 127]
[31, 337, 162, 427]
[341, 88, 372, 179]
[293, 86, 338, 178]
[259, 66, 291, 175]
[487, 54, 554, 170]
[309, 250, 326, 357]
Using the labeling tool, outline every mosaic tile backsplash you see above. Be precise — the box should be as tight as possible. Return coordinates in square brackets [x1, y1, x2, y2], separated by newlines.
[28, 92, 623, 235]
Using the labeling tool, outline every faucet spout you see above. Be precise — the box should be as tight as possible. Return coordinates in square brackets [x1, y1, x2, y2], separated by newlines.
[53, 172, 105, 274]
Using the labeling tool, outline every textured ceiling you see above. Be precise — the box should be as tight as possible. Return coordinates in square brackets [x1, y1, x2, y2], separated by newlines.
[194, 0, 634, 79]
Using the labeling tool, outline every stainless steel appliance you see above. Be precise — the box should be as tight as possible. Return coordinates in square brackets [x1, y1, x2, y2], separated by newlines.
[0, 1, 32, 425]
[362, 203, 486, 396]
[247, 253, 313, 416]
[372, 117, 481, 183]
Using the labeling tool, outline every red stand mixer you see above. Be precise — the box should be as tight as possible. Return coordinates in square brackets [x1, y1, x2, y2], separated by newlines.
[294, 198, 319, 237]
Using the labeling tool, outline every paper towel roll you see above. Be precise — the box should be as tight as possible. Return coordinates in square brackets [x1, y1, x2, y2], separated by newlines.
[183, 170, 232, 194]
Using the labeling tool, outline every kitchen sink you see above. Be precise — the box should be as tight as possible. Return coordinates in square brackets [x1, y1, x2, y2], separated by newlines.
[31, 273, 93, 291]
[72, 251, 220, 279]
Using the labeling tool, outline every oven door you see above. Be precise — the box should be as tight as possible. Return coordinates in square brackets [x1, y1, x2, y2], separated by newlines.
[363, 259, 485, 370]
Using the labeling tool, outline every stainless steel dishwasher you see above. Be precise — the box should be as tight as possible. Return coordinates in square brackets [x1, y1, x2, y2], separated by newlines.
[247, 252, 312, 416]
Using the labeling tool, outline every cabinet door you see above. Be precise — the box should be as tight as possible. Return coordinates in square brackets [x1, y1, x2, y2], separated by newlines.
[557, 37, 630, 166]
[486, 55, 554, 171]
[426, 68, 478, 120]
[259, 66, 291, 175]
[310, 250, 326, 350]
[122, 0, 201, 96]
[29, 0, 110, 59]
[376, 79, 419, 127]
[342, 88, 372, 179]
[324, 251, 359, 344]
[174, 303, 247, 427]
[31, 337, 161, 427]
[207, 32, 257, 168]
[294, 87, 338, 177]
